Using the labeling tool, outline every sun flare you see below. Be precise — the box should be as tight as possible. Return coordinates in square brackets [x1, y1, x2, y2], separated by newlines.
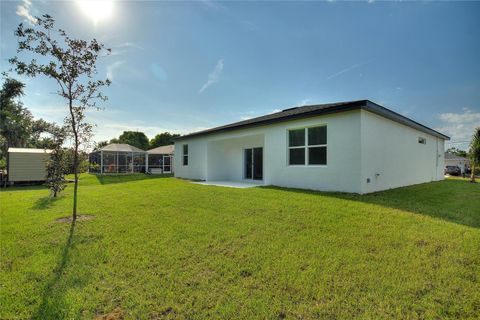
[76, 0, 113, 24]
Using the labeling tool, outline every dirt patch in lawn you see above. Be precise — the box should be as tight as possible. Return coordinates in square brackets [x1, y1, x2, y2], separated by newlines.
[55, 214, 95, 223]
[95, 307, 124, 320]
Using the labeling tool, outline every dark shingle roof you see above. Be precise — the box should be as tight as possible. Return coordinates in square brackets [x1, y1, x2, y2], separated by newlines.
[176, 100, 449, 140]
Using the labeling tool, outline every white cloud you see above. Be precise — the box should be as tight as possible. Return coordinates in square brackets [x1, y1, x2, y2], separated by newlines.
[109, 42, 144, 56]
[436, 108, 480, 149]
[16, 0, 37, 25]
[199, 0, 227, 10]
[198, 59, 224, 93]
[106, 60, 126, 81]
[326, 61, 370, 80]
[298, 98, 311, 106]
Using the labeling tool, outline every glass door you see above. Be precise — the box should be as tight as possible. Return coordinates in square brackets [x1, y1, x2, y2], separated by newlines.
[163, 155, 172, 173]
[244, 147, 263, 180]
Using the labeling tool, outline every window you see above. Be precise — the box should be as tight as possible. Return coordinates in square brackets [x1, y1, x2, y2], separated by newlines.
[418, 137, 426, 145]
[183, 144, 188, 166]
[288, 125, 327, 165]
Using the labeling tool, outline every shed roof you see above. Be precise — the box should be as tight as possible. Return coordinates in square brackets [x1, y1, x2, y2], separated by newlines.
[176, 100, 450, 141]
[147, 145, 174, 154]
[99, 143, 146, 152]
[8, 147, 52, 154]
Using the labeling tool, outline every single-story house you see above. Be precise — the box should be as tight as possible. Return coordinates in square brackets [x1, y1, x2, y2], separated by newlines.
[7, 148, 52, 184]
[174, 100, 449, 194]
[444, 152, 470, 174]
[147, 145, 174, 174]
[89, 143, 147, 174]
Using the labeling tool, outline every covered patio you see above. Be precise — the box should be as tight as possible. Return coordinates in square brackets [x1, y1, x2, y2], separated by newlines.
[89, 143, 147, 174]
[206, 133, 264, 182]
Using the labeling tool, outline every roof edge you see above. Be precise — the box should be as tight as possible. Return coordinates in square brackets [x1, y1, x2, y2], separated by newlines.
[363, 101, 450, 140]
[175, 100, 367, 141]
[174, 99, 450, 141]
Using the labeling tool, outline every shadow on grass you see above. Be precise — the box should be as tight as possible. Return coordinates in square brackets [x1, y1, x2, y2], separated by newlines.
[32, 195, 61, 210]
[31, 220, 77, 319]
[0, 184, 47, 192]
[94, 173, 173, 185]
[262, 179, 480, 229]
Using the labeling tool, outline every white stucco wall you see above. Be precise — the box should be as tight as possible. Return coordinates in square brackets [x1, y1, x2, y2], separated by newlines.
[360, 110, 445, 193]
[175, 109, 447, 193]
[173, 139, 208, 180]
[175, 110, 363, 193]
[264, 111, 362, 193]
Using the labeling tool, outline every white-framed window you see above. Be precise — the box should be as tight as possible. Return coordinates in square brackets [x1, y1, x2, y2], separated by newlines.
[418, 137, 426, 145]
[183, 144, 189, 166]
[288, 125, 327, 166]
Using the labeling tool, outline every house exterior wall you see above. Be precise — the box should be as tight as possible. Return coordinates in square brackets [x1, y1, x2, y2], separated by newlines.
[175, 109, 446, 193]
[175, 110, 363, 193]
[8, 152, 50, 182]
[360, 110, 445, 193]
[263, 111, 362, 193]
[174, 139, 208, 180]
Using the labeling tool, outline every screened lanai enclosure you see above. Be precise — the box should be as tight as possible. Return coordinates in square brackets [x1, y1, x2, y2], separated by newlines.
[147, 145, 174, 174]
[89, 143, 174, 174]
[89, 144, 147, 174]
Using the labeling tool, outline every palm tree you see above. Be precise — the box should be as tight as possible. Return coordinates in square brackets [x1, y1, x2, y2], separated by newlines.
[469, 127, 480, 183]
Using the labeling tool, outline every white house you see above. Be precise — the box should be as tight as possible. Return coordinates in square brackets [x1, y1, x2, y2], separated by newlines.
[444, 152, 470, 174]
[174, 100, 449, 194]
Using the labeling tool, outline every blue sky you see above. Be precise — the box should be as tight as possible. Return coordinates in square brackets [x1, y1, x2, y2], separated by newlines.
[1, 0, 479, 149]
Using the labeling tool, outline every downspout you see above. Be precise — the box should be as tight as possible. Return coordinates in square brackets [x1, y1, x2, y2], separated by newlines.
[100, 151, 104, 174]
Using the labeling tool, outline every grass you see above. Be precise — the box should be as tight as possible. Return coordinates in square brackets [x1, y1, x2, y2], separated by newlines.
[1, 175, 479, 319]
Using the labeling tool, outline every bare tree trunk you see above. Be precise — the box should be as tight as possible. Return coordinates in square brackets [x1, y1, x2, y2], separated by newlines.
[471, 163, 476, 183]
[73, 139, 78, 219]
[68, 94, 78, 220]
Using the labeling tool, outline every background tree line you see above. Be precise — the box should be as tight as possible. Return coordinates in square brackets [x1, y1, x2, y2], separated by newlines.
[95, 131, 180, 151]
[1, 77, 57, 169]
[0, 77, 89, 173]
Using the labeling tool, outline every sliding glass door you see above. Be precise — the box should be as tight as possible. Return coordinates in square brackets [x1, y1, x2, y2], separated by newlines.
[244, 147, 263, 180]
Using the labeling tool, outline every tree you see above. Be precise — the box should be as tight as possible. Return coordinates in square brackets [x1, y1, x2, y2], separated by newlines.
[468, 127, 480, 183]
[95, 140, 109, 150]
[150, 132, 180, 148]
[0, 77, 55, 164]
[46, 128, 67, 197]
[117, 131, 149, 150]
[0, 78, 30, 158]
[446, 147, 467, 158]
[10, 14, 111, 220]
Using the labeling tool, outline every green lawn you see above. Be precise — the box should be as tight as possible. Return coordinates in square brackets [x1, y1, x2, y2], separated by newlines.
[1, 175, 479, 319]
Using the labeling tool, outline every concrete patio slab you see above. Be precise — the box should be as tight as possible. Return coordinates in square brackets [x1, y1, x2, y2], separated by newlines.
[192, 180, 263, 189]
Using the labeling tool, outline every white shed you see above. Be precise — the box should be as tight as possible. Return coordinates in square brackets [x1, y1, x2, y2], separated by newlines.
[174, 100, 450, 194]
[7, 148, 52, 184]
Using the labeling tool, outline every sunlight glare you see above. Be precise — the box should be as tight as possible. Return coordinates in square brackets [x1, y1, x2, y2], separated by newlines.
[76, 0, 114, 24]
